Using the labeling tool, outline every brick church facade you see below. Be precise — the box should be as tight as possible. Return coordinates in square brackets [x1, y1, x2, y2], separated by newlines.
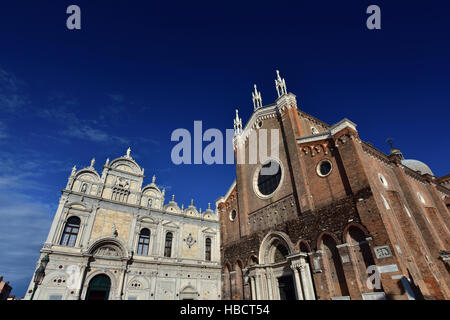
[216, 71, 450, 300]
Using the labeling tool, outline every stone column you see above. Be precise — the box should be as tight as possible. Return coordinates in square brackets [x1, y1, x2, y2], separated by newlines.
[291, 266, 304, 300]
[299, 262, 315, 300]
[255, 274, 262, 300]
[266, 271, 273, 300]
[250, 276, 256, 300]
[260, 271, 268, 300]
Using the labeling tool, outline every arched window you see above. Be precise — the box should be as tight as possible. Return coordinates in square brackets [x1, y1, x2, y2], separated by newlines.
[148, 198, 153, 207]
[164, 232, 173, 257]
[60, 216, 81, 247]
[205, 238, 212, 261]
[81, 183, 88, 194]
[137, 228, 150, 255]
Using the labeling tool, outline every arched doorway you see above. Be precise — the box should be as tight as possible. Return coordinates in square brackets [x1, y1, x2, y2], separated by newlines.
[258, 233, 296, 300]
[86, 274, 111, 300]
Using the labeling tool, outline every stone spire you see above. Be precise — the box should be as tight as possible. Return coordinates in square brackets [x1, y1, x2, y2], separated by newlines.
[275, 70, 287, 97]
[90, 158, 95, 168]
[105, 158, 110, 166]
[71, 165, 77, 176]
[152, 175, 156, 184]
[126, 147, 131, 158]
[233, 109, 242, 135]
[252, 84, 262, 110]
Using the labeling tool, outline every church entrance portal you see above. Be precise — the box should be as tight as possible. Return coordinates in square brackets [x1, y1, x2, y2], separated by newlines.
[86, 274, 111, 300]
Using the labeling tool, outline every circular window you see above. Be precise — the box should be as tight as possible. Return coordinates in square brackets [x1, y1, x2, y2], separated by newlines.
[378, 173, 388, 188]
[317, 160, 332, 177]
[230, 210, 237, 221]
[257, 121, 263, 129]
[253, 159, 283, 198]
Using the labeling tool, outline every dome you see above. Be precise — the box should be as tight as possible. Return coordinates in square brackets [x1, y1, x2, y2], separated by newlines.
[401, 159, 434, 176]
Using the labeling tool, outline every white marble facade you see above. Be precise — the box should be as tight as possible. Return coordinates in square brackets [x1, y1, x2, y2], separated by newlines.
[24, 149, 221, 300]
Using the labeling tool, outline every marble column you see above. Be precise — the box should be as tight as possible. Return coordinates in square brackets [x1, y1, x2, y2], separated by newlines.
[250, 276, 256, 300]
[292, 266, 304, 300]
[255, 274, 262, 300]
[266, 271, 273, 300]
[299, 262, 316, 300]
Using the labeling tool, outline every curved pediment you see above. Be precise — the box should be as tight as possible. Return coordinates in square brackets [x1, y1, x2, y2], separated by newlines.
[88, 237, 128, 257]
[109, 157, 142, 175]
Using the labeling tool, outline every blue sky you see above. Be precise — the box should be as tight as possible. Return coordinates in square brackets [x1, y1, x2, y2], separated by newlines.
[0, 1, 449, 297]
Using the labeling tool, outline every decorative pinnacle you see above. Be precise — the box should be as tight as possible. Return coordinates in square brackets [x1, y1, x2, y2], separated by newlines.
[191, 199, 194, 206]
[275, 69, 287, 97]
[105, 158, 110, 166]
[252, 84, 262, 110]
[208, 203, 211, 209]
[233, 109, 242, 135]
[126, 147, 131, 158]
[152, 175, 156, 184]
[172, 194, 175, 201]
[71, 165, 77, 176]
[90, 158, 95, 168]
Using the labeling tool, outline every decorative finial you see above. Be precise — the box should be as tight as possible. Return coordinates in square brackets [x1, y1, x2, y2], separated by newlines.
[105, 158, 110, 166]
[208, 203, 211, 209]
[172, 194, 175, 201]
[191, 199, 194, 206]
[152, 175, 156, 184]
[162, 188, 166, 196]
[275, 69, 287, 97]
[126, 147, 131, 158]
[233, 109, 242, 135]
[252, 84, 262, 110]
[181, 204, 184, 210]
[71, 165, 77, 176]
[90, 158, 95, 168]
